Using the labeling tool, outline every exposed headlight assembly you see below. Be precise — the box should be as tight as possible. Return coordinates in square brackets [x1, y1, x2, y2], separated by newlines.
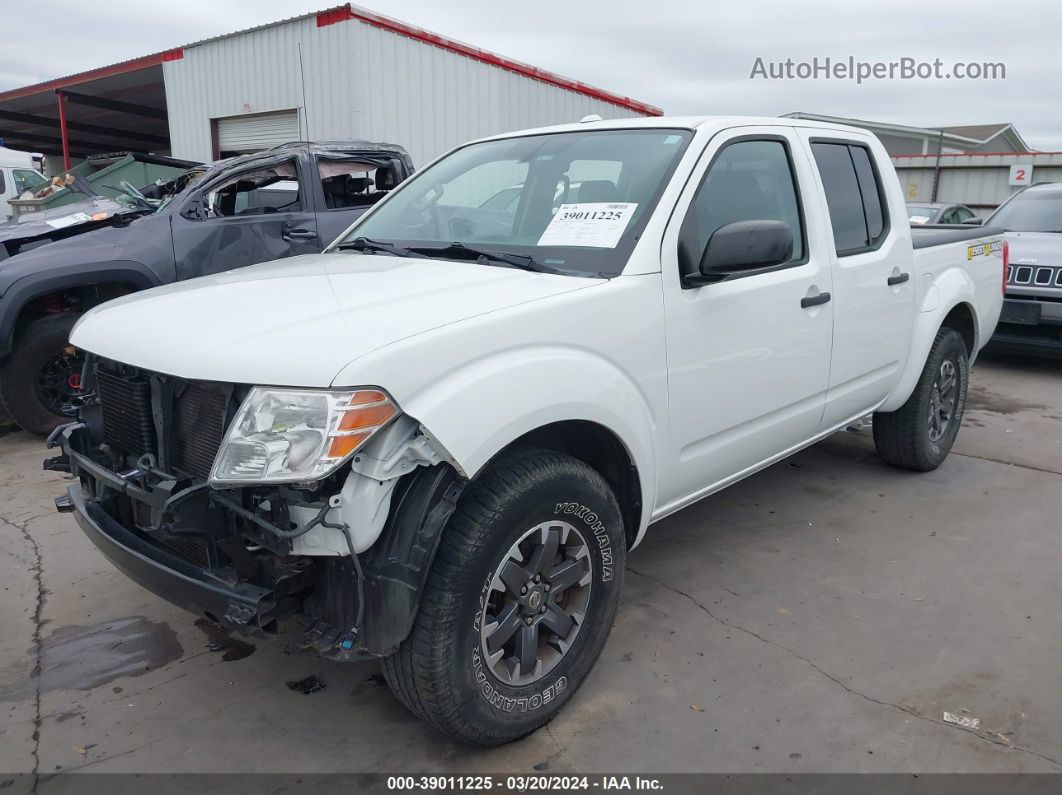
[209, 387, 398, 485]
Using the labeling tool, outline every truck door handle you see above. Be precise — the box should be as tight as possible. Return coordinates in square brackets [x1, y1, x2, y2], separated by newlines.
[800, 292, 831, 308]
[283, 228, 318, 241]
[887, 272, 910, 286]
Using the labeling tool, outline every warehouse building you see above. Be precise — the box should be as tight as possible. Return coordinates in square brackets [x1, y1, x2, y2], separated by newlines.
[0, 4, 660, 174]
[786, 112, 1058, 214]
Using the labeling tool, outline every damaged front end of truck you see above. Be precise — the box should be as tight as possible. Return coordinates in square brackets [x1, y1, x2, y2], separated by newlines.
[45, 355, 465, 660]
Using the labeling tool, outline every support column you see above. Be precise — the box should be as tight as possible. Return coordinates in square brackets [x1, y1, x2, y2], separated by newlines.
[56, 91, 70, 171]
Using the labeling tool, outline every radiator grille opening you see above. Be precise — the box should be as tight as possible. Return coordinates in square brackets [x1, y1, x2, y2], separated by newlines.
[97, 369, 156, 460]
[171, 382, 231, 480]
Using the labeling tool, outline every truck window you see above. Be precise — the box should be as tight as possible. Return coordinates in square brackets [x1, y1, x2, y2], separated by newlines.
[680, 138, 805, 271]
[205, 159, 302, 217]
[811, 142, 888, 254]
[341, 128, 694, 278]
[849, 146, 886, 241]
[318, 158, 398, 210]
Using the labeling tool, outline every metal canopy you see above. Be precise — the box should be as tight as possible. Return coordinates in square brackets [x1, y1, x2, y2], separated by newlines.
[0, 58, 172, 167]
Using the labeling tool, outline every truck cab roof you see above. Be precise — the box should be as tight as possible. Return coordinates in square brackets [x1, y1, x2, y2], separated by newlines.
[466, 115, 874, 144]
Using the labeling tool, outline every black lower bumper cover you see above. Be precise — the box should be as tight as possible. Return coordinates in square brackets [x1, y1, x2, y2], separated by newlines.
[67, 485, 279, 636]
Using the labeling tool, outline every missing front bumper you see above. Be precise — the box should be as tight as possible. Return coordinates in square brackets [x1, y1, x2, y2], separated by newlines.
[66, 484, 281, 636]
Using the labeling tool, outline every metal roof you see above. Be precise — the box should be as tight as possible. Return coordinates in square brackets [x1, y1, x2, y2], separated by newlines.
[784, 112, 1033, 153]
[0, 3, 660, 116]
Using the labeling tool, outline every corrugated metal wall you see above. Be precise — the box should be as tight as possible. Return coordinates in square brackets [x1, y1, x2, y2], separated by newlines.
[894, 152, 1062, 214]
[163, 14, 645, 166]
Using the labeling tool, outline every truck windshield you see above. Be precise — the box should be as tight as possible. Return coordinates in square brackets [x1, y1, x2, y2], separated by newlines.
[988, 191, 1062, 232]
[335, 129, 693, 277]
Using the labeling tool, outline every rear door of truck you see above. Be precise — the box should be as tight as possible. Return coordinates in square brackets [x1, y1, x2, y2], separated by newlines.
[798, 132, 917, 428]
[310, 152, 409, 246]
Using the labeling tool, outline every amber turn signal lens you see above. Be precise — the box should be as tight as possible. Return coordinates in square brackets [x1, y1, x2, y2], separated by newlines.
[349, 389, 388, 405]
[337, 402, 396, 431]
[327, 432, 370, 459]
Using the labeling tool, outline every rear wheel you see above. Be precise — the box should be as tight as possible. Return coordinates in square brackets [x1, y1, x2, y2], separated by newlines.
[0, 314, 83, 435]
[383, 449, 625, 746]
[873, 327, 969, 471]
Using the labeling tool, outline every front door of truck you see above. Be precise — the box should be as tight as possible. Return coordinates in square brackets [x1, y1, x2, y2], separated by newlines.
[171, 156, 320, 280]
[658, 128, 834, 508]
[798, 133, 915, 428]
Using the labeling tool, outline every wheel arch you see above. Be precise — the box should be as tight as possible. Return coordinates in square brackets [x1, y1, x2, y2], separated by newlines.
[0, 263, 159, 357]
[880, 273, 980, 415]
[476, 419, 644, 551]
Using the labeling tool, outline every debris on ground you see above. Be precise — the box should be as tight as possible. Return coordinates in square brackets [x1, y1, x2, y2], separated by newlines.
[942, 711, 981, 729]
[286, 675, 326, 695]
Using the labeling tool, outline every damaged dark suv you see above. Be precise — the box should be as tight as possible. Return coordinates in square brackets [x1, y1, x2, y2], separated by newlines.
[0, 141, 413, 434]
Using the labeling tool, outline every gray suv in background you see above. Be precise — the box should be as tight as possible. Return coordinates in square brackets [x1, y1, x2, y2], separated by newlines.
[986, 183, 1062, 351]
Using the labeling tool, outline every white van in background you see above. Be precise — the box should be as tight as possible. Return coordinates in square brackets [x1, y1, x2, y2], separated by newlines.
[0, 146, 47, 221]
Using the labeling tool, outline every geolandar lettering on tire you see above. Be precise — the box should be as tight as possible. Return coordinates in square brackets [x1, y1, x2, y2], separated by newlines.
[554, 502, 613, 582]
[470, 646, 568, 713]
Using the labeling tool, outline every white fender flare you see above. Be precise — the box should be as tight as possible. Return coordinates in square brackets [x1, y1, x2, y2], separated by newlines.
[879, 267, 979, 414]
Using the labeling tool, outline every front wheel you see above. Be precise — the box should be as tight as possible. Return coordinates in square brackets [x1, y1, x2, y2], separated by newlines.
[873, 327, 969, 471]
[0, 314, 84, 435]
[383, 449, 626, 746]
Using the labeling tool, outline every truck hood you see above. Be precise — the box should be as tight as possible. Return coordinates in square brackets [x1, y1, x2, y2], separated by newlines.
[0, 199, 144, 256]
[72, 253, 601, 386]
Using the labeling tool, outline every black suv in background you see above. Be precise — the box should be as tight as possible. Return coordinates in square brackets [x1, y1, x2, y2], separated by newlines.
[0, 141, 413, 433]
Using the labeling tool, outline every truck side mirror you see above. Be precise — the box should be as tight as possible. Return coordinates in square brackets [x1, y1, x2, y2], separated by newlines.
[697, 220, 793, 280]
[181, 197, 204, 220]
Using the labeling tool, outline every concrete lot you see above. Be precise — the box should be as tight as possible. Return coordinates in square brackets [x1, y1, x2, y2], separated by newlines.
[0, 350, 1059, 777]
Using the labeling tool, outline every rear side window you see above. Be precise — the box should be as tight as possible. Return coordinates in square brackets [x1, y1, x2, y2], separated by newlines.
[680, 138, 805, 273]
[812, 142, 889, 255]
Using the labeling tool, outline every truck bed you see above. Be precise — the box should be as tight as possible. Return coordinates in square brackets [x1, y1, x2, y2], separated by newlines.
[910, 225, 1006, 355]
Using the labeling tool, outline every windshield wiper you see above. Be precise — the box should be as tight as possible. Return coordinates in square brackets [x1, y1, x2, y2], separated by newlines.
[336, 237, 426, 258]
[411, 242, 565, 274]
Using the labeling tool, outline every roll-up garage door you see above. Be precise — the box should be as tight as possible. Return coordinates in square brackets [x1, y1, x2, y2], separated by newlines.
[215, 110, 300, 155]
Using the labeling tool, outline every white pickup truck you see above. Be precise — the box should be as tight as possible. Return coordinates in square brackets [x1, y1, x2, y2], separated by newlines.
[49, 116, 1005, 746]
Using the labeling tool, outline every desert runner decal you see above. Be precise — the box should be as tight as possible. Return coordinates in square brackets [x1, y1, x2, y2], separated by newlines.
[967, 239, 1003, 260]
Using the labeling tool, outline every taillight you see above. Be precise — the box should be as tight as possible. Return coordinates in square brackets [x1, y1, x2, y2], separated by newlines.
[1002, 240, 1010, 295]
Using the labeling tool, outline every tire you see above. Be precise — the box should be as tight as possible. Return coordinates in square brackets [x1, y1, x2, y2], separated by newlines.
[873, 327, 969, 471]
[383, 449, 626, 746]
[0, 314, 83, 435]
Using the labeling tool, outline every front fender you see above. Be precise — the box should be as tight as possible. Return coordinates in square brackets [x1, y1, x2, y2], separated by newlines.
[397, 345, 659, 539]
[879, 266, 978, 413]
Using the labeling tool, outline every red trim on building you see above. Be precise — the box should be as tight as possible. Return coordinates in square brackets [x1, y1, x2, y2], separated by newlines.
[161, 48, 184, 62]
[893, 151, 1057, 159]
[0, 53, 167, 102]
[316, 4, 662, 116]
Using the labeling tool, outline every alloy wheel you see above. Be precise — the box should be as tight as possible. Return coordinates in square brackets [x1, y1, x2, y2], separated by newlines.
[928, 357, 958, 443]
[479, 521, 592, 686]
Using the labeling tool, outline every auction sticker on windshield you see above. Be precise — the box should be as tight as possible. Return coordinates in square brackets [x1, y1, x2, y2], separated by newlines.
[45, 212, 92, 230]
[538, 203, 637, 248]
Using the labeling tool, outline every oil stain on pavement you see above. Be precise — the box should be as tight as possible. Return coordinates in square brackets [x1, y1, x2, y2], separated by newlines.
[193, 618, 256, 662]
[0, 615, 182, 702]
